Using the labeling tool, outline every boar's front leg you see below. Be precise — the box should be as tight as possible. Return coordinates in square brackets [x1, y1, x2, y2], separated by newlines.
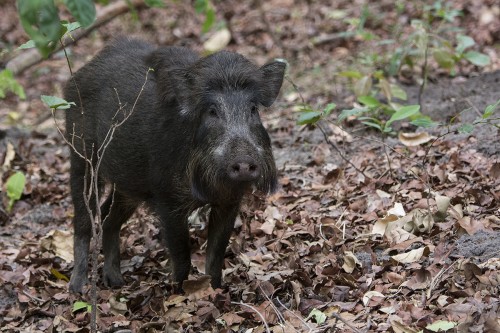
[157, 205, 192, 285]
[206, 204, 240, 288]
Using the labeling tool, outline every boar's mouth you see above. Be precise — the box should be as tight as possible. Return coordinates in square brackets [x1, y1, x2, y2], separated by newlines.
[187, 150, 277, 204]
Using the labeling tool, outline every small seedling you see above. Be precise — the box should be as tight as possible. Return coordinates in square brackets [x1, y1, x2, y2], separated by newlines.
[5, 171, 26, 212]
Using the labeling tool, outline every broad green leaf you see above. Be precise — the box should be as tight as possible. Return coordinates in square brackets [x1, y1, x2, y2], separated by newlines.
[464, 51, 490, 66]
[391, 84, 407, 101]
[338, 107, 369, 123]
[425, 320, 457, 331]
[482, 100, 500, 119]
[64, 0, 96, 27]
[361, 120, 383, 131]
[353, 75, 372, 97]
[297, 110, 322, 125]
[433, 49, 455, 70]
[456, 35, 475, 54]
[323, 103, 336, 116]
[72, 301, 91, 313]
[411, 116, 438, 128]
[6, 172, 26, 212]
[337, 71, 363, 79]
[41, 95, 76, 110]
[62, 21, 81, 34]
[0, 69, 26, 99]
[17, 40, 36, 50]
[386, 105, 420, 127]
[307, 309, 327, 324]
[458, 123, 474, 133]
[358, 96, 380, 108]
[17, 0, 64, 58]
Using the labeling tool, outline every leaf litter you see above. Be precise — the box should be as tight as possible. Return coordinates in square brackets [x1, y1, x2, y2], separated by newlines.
[1, 0, 500, 332]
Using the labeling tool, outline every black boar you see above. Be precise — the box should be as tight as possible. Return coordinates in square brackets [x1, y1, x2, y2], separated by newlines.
[64, 38, 285, 293]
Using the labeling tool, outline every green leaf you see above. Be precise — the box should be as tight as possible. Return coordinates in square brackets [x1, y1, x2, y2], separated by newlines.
[482, 100, 500, 119]
[337, 71, 363, 79]
[456, 35, 475, 54]
[0, 70, 26, 100]
[144, 0, 165, 7]
[307, 309, 327, 324]
[411, 116, 438, 128]
[17, 0, 64, 58]
[323, 103, 336, 115]
[17, 40, 36, 50]
[386, 105, 420, 127]
[458, 123, 474, 133]
[72, 301, 91, 313]
[62, 21, 81, 34]
[390, 84, 407, 100]
[425, 320, 457, 331]
[338, 107, 369, 123]
[41, 95, 75, 110]
[361, 117, 383, 132]
[358, 96, 380, 108]
[464, 51, 490, 66]
[433, 49, 455, 70]
[64, 0, 96, 27]
[201, 6, 215, 33]
[194, 0, 208, 13]
[6, 172, 26, 212]
[297, 110, 322, 125]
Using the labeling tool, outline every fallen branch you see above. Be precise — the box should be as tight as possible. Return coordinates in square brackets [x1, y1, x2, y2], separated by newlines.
[6, 0, 146, 75]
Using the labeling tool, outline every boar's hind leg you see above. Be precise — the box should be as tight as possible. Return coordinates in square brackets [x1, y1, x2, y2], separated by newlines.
[101, 190, 138, 288]
[206, 204, 240, 288]
[157, 205, 192, 285]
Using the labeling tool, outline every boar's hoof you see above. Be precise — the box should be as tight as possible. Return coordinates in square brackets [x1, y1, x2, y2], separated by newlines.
[103, 268, 125, 288]
[69, 274, 89, 294]
[227, 157, 260, 182]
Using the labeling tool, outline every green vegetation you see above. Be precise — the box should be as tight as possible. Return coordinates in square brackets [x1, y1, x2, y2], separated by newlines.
[5, 171, 26, 212]
[0, 69, 26, 100]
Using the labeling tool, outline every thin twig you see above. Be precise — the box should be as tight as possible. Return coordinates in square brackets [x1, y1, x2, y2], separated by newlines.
[232, 301, 271, 333]
[316, 122, 370, 180]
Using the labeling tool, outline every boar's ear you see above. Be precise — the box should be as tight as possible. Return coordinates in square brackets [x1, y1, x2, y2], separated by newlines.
[259, 61, 286, 107]
[146, 48, 195, 106]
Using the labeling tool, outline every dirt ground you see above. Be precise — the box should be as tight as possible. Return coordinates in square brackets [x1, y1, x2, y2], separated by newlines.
[1, 0, 499, 332]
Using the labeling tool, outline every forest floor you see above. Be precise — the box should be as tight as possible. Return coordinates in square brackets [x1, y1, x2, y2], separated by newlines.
[0, 0, 499, 332]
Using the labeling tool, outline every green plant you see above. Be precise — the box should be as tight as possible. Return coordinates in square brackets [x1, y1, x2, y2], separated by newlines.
[0, 69, 26, 100]
[297, 103, 336, 125]
[458, 99, 500, 133]
[5, 171, 26, 212]
[387, 9, 490, 76]
[337, 70, 434, 134]
[17, 0, 96, 57]
[16, 0, 166, 58]
[194, 0, 216, 33]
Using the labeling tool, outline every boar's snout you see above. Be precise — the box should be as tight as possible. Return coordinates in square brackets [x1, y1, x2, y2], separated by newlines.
[227, 156, 260, 182]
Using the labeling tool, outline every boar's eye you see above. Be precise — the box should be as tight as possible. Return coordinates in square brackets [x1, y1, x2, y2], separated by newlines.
[250, 105, 258, 115]
[208, 105, 218, 118]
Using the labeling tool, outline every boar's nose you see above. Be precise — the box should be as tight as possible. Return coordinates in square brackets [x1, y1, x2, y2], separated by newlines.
[228, 157, 260, 182]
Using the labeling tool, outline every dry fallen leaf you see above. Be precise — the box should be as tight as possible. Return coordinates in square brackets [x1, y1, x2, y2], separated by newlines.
[203, 28, 231, 52]
[391, 246, 429, 264]
[362, 290, 385, 306]
[398, 131, 434, 147]
[39, 229, 73, 262]
[342, 251, 362, 273]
